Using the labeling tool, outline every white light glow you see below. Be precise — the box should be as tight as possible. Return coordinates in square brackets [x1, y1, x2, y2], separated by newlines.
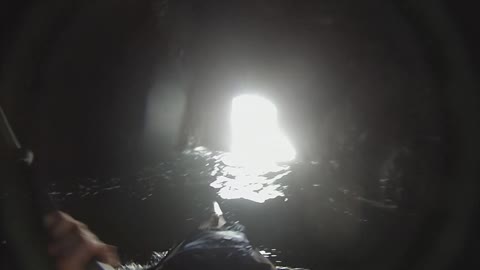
[193, 148, 293, 203]
[213, 201, 223, 216]
[230, 94, 296, 165]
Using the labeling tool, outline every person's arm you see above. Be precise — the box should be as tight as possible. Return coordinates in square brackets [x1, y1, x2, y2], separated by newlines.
[44, 211, 120, 270]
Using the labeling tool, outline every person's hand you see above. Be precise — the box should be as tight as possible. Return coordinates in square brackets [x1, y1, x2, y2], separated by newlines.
[44, 211, 120, 270]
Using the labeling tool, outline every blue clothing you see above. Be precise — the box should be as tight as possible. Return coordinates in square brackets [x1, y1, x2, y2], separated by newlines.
[156, 228, 274, 270]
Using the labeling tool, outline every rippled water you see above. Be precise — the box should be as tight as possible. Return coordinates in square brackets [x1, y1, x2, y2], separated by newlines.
[36, 145, 410, 269]
[188, 146, 292, 203]
[0, 142, 412, 269]
[47, 146, 400, 212]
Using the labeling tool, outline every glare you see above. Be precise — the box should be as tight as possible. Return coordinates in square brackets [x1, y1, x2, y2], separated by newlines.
[192, 95, 297, 203]
[213, 201, 223, 216]
[193, 147, 293, 203]
[230, 94, 296, 165]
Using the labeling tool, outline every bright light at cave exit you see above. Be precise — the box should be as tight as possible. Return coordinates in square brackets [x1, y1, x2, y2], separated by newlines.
[230, 94, 296, 165]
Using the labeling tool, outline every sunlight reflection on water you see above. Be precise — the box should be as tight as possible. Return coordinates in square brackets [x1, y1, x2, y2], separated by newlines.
[186, 146, 292, 203]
